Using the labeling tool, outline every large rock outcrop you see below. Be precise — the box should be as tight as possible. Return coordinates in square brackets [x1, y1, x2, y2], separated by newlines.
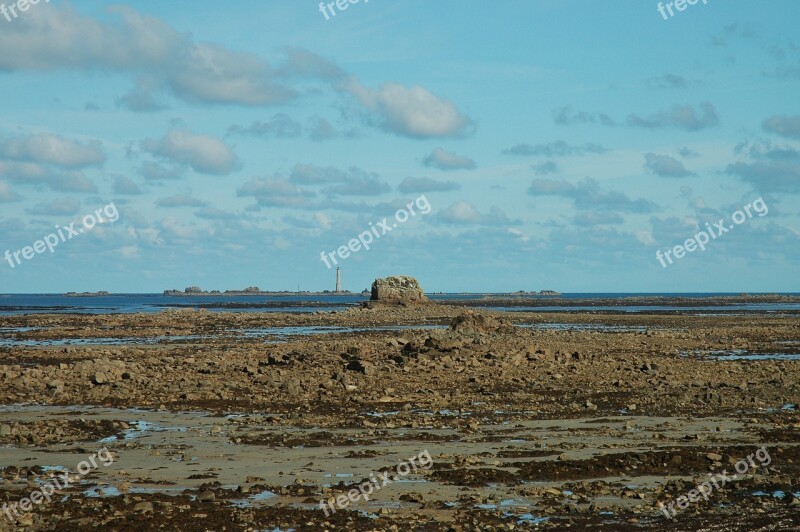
[370, 276, 428, 305]
[450, 311, 514, 335]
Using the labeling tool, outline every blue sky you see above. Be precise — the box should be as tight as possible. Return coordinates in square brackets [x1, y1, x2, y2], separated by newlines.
[0, 0, 798, 293]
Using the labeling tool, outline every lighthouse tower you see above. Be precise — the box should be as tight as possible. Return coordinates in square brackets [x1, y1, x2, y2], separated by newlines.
[335, 267, 341, 293]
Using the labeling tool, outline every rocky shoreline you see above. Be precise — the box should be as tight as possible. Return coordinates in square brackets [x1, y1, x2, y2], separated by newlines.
[0, 301, 798, 530]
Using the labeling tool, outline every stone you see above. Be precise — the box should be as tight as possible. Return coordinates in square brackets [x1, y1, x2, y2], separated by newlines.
[370, 276, 428, 305]
[196, 490, 215, 502]
[133, 501, 153, 513]
[345, 360, 369, 374]
[399, 492, 425, 503]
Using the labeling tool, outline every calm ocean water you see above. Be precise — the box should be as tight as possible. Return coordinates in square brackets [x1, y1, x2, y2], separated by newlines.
[0, 293, 798, 315]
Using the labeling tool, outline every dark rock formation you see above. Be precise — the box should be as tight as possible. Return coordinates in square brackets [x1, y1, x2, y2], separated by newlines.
[369, 276, 427, 305]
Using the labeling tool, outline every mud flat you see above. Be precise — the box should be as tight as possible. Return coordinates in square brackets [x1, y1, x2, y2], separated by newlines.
[1, 304, 799, 530]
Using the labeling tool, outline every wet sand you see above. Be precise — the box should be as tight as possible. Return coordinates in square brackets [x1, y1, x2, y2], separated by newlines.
[1, 301, 799, 530]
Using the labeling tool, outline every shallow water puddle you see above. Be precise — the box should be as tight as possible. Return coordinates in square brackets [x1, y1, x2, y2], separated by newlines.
[516, 323, 647, 333]
[84, 485, 185, 498]
[0, 335, 208, 347]
[0, 327, 42, 333]
[230, 490, 278, 507]
[751, 490, 800, 498]
[99, 420, 188, 443]
[0, 325, 449, 347]
[683, 349, 800, 361]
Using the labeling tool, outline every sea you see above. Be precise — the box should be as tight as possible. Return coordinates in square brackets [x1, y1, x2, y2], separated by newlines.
[0, 293, 798, 315]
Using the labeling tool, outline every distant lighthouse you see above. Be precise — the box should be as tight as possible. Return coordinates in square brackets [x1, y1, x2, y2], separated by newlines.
[335, 267, 342, 293]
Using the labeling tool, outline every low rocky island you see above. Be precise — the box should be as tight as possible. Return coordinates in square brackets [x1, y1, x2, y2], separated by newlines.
[509, 289, 562, 296]
[163, 286, 354, 296]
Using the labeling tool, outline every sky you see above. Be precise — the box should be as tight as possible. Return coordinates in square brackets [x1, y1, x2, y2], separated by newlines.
[0, 0, 798, 294]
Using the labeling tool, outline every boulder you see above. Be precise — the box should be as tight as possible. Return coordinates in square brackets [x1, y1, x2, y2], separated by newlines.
[196, 490, 216, 502]
[450, 311, 514, 335]
[133, 501, 154, 513]
[370, 276, 428, 305]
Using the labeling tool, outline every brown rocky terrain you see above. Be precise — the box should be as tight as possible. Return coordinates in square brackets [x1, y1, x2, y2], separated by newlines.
[0, 302, 798, 530]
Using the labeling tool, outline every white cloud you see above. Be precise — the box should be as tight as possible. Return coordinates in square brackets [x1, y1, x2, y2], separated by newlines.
[322, 175, 390, 196]
[119, 245, 140, 258]
[436, 201, 520, 226]
[139, 161, 184, 180]
[127, 226, 164, 247]
[644, 153, 695, 177]
[635, 231, 656, 246]
[159, 217, 195, 240]
[0, 133, 104, 169]
[25, 198, 82, 216]
[314, 212, 332, 231]
[503, 140, 606, 157]
[344, 78, 473, 139]
[290, 164, 350, 185]
[142, 128, 239, 176]
[228, 114, 303, 138]
[397, 177, 459, 193]
[529, 177, 657, 213]
[422, 148, 476, 170]
[0, 181, 19, 202]
[573, 212, 624, 226]
[289, 164, 389, 196]
[113, 175, 142, 195]
[237, 177, 313, 208]
[155, 195, 206, 208]
[0, 160, 97, 192]
[0, 5, 335, 109]
[763, 114, 800, 139]
[626, 102, 720, 131]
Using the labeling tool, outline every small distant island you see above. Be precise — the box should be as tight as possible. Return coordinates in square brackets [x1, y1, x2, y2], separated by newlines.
[162, 286, 354, 296]
[513, 290, 561, 296]
[65, 291, 111, 297]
